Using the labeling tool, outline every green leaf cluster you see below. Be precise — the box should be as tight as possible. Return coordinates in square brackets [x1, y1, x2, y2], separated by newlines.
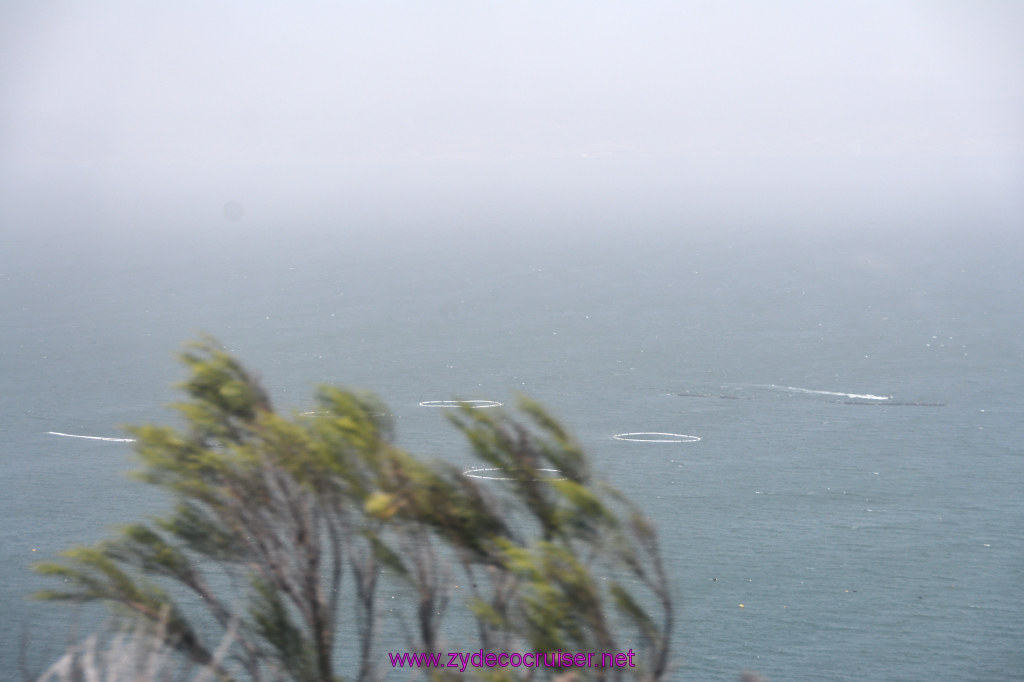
[34, 338, 673, 681]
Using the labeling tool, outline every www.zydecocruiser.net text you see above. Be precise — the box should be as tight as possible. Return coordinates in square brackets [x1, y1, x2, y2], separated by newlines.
[389, 649, 637, 672]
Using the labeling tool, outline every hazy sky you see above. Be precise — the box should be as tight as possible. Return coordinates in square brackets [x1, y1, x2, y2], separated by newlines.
[1, 1, 1022, 220]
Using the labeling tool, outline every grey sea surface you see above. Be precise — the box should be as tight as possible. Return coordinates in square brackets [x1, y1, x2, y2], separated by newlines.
[2, 210, 1022, 681]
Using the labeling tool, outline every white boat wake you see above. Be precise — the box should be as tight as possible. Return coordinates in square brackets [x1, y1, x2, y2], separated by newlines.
[766, 385, 891, 401]
[48, 431, 136, 443]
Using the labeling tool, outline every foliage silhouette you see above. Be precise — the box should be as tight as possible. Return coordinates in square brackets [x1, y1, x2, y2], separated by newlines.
[35, 338, 672, 681]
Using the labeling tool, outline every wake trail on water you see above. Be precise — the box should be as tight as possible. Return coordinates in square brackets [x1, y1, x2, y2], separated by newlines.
[48, 431, 136, 443]
[717, 383, 893, 401]
[764, 385, 891, 401]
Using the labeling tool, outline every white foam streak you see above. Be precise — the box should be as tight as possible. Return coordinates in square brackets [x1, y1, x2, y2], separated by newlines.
[419, 400, 503, 408]
[768, 385, 891, 401]
[48, 431, 136, 443]
[463, 467, 565, 481]
[613, 432, 701, 443]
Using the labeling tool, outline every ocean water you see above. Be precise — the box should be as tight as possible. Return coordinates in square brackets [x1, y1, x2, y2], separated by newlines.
[2, 196, 1022, 680]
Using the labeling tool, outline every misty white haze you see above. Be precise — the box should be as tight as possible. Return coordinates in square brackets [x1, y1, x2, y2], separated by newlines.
[1, 1, 1021, 227]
